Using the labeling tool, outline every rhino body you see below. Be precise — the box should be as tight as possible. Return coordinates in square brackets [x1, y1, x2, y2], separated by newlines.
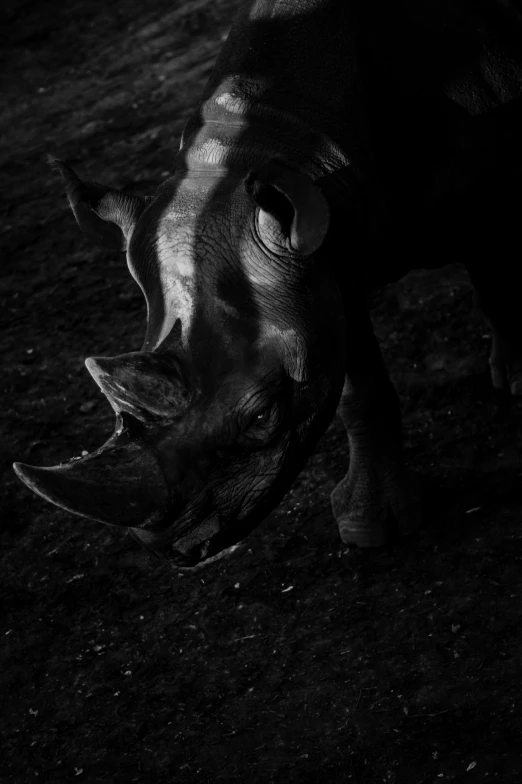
[14, 0, 522, 566]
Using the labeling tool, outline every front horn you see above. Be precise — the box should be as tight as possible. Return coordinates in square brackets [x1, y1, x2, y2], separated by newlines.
[13, 432, 169, 527]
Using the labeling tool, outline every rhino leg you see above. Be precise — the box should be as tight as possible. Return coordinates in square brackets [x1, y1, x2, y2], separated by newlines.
[468, 272, 522, 396]
[331, 313, 421, 547]
[458, 102, 522, 396]
[487, 325, 522, 396]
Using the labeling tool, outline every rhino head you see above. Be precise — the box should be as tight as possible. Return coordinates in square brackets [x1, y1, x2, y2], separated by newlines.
[14, 158, 346, 567]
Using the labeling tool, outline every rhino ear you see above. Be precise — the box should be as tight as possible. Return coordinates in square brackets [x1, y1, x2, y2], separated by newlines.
[49, 157, 147, 251]
[245, 161, 330, 255]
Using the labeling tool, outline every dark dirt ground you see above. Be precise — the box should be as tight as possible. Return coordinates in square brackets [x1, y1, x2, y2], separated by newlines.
[2, 1, 522, 782]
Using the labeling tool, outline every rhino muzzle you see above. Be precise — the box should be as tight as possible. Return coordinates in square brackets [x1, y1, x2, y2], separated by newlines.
[130, 520, 245, 569]
[13, 346, 249, 569]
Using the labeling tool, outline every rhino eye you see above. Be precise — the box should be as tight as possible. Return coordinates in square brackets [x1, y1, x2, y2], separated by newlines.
[240, 403, 281, 444]
[254, 408, 273, 426]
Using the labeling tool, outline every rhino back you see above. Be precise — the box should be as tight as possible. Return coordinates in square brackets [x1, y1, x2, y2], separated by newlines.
[199, 1, 367, 147]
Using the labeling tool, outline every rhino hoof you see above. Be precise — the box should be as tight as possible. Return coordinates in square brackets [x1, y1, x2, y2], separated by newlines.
[337, 517, 391, 548]
[509, 373, 522, 396]
[489, 366, 522, 395]
[332, 469, 422, 548]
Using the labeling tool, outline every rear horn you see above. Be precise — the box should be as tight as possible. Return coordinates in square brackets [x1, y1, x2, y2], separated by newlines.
[85, 350, 191, 423]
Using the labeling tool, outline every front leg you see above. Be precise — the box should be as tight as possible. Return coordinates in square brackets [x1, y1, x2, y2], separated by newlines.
[467, 270, 522, 397]
[331, 312, 421, 546]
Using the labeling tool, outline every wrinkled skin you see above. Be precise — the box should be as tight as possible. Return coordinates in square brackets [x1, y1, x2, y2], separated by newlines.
[14, 0, 522, 567]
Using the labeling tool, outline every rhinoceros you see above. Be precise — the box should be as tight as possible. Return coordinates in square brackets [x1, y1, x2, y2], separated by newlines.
[14, 0, 522, 566]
